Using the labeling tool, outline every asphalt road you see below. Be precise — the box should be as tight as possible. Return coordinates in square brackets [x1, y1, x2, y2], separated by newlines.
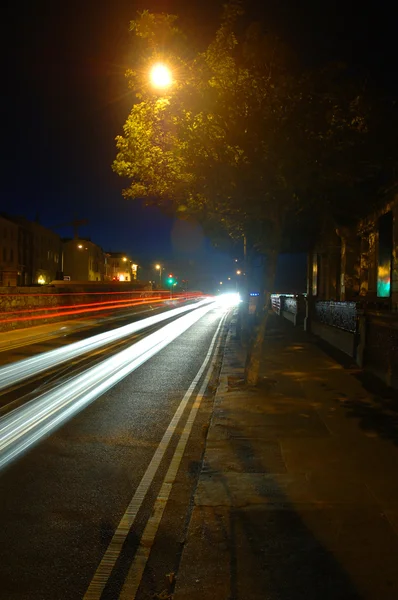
[0, 301, 230, 600]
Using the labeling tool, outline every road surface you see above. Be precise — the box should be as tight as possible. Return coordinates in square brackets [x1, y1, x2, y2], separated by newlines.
[0, 299, 232, 600]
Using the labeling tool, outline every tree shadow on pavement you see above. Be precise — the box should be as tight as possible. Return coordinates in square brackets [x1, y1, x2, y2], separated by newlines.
[278, 317, 398, 447]
[209, 450, 362, 600]
[311, 339, 398, 447]
[341, 371, 398, 446]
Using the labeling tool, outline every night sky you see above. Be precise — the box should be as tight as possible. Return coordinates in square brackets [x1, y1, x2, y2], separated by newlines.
[1, 0, 397, 287]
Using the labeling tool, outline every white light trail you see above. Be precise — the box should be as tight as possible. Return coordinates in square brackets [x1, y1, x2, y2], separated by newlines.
[0, 298, 214, 392]
[0, 302, 220, 471]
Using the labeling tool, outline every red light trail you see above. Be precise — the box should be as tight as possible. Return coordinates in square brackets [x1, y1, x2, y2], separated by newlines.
[0, 292, 204, 326]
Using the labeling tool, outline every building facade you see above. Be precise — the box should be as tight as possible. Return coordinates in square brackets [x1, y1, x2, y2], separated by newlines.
[62, 239, 105, 282]
[1, 214, 64, 286]
[300, 188, 398, 388]
[309, 192, 398, 309]
[0, 214, 19, 286]
[104, 252, 137, 282]
[1, 214, 139, 287]
[23, 219, 62, 285]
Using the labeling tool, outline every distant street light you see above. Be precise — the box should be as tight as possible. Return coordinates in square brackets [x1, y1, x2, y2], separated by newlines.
[155, 263, 163, 285]
[235, 270, 242, 292]
[167, 273, 175, 298]
[150, 63, 172, 89]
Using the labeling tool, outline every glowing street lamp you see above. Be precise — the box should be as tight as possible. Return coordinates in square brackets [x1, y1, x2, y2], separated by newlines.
[235, 270, 242, 292]
[150, 63, 172, 89]
[155, 263, 163, 285]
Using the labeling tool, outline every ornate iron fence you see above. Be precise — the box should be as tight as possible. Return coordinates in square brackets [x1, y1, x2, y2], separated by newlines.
[314, 301, 358, 333]
[271, 294, 282, 315]
[283, 297, 298, 314]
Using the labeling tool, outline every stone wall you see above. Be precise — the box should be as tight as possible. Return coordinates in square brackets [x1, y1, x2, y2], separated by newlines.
[362, 311, 398, 389]
[0, 282, 153, 332]
[310, 320, 357, 358]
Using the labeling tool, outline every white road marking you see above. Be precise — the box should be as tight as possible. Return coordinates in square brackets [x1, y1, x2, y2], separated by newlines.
[84, 310, 229, 600]
[119, 312, 228, 599]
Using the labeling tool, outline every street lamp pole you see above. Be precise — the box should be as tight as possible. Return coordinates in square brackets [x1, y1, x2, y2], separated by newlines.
[236, 269, 242, 291]
[155, 264, 162, 287]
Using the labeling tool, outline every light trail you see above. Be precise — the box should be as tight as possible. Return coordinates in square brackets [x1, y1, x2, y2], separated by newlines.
[0, 297, 166, 325]
[0, 290, 195, 298]
[0, 301, 219, 471]
[0, 298, 214, 392]
[0, 292, 203, 325]
[0, 294, 166, 315]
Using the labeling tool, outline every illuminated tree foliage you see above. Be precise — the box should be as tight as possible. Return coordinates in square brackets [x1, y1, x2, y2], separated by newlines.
[113, 1, 371, 383]
[115, 3, 368, 249]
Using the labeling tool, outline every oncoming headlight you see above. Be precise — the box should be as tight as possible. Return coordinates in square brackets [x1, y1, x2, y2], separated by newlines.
[216, 292, 241, 307]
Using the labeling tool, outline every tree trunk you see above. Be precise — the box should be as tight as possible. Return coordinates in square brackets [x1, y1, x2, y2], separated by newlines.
[245, 249, 278, 386]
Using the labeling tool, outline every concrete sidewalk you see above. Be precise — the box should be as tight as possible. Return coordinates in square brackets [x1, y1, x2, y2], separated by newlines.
[174, 315, 398, 600]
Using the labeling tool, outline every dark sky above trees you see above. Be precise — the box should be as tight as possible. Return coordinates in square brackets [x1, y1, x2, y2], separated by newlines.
[1, 0, 397, 276]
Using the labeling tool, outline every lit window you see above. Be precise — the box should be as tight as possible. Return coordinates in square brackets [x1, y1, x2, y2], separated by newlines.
[377, 212, 392, 298]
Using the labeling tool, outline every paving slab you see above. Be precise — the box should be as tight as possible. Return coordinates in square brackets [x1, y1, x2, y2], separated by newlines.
[204, 438, 287, 473]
